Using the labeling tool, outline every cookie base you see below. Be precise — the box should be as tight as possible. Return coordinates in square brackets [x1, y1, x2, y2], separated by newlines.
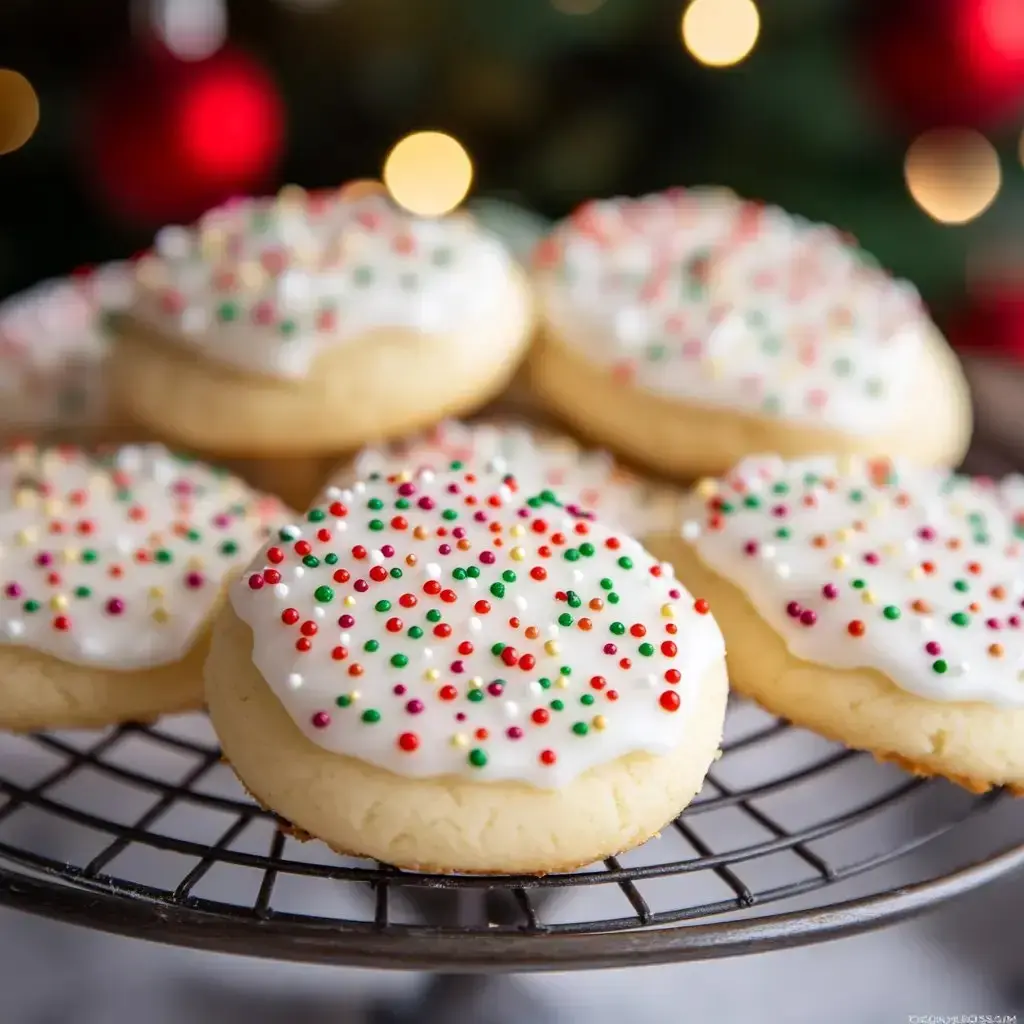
[0, 631, 210, 732]
[653, 535, 1024, 793]
[530, 327, 972, 480]
[205, 606, 729, 875]
[111, 271, 535, 457]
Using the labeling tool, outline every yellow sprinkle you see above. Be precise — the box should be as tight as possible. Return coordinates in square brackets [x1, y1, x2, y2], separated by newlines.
[152, 607, 170, 623]
[14, 489, 37, 509]
[871, 501, 887, 518]
[396, 470, 412, 483]
[187, 556, 205, 570]
[555, 675, 569, 689]
[832, 554, 849, 569]
[148, 586, 164, 599]
[837, 454, 856, 474]
[661, 603, 675, 618]
[703, 358, 723, 380]
[510, 546, 525, 562]
[908, 566, 922, 580]
[350, 690, 361, 701]
[881, 542, 899, 556]
[62, 548, 79, 564]
[592, 715, 608, 731]
[695, 478, 719, 498]
[836, 528, 853, 542]
[509, 524, 525, 538]
[861, 590, 876, 605]
[16, 528, 36, 546]
[49, 595, 67, 611]
[236, 261, 265, 291]
[43, 499, 63, 516]
[450, 733, 468, 748]
[424, 668, 440, 682]
[343, 595, 356, 607]
[469, 676, 483, 690]
[544, 640, 560, 656]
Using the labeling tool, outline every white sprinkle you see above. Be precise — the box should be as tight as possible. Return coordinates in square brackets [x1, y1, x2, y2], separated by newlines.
[761, 544, 777, 561]
[680, 521, 701, 541]
[469, 616, 482, 633]
[325, 486, 343, 500]
[420, 469, 435, 483]
[115, 535, 133, 554]
[371, 549, 385, 565]
[489, 456, 508, 473]
[340, 632, 351, 644]
[313, 607, 325, 619]
[514, 595, 528, 611]
[775, 563, 791, 579]
[3, 620, 22, 638]
[287, 673, 303, 690]
[529, 681, 543, 697]
[572, 569, 583, 583]
[335, 520, 348, 533]
[423, 648, 434, 661]
[339, 488, 354, 501]
[275, 584, 290, 599]
[644, 673, 658, 689]
[353, 481, 366, 495]
[426, 563, 441, 579]
[548, 624, 560, 638]
[903, 538, 918, 554]
[293, 566, 305, 579]
[467, 578, 478, 590]
[504, 701, 519, 719]
[918, 617, 934, 634]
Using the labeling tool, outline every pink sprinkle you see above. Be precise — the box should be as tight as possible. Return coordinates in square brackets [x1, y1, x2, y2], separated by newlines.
[603, 643, 618, 655]
[311, 711, 330, 729]
[822, 583, 839, 600]
[863, 553, 879, 565]
[480, 551, 496, 565]
[35, 552, 52, 567]
[925, 641, 941, 655]
[986, 618, 1001, 630]
[381, 545, 395, 558]
[406, 699, 424, 714]
[669, 589, 681, 599]
[213, 514, 231, 528]
[799, 609, 817, 626]
[393, 684, 407, 696]
[451, 660, 465, 674]
[106, 598, 125, 615]
[452, 527, 466, 539]
[418, 497, 436, 510]
[517, 508, 530, 518]
[455, 712, 467, 722]
[786, 601, 803, 618]
[487, 681, 504, 696]
[4, 583, 21, 598]
[473, 511, 488, 522]
[507, 726, 524, 740]
[397, 483, 416, 497]
[772, 504, 789, 518]
[438, 544, 452, 555]
[185, 571, 204, 589]
[354, 579, 369, 593]
[918, 527, 935, 541]
[743, 541, 759, 556]
[339, 614, 355, 628]
[1010, 616, 1021, 628]
[247, 573, 264, 590]
[447, 483, 460, 494]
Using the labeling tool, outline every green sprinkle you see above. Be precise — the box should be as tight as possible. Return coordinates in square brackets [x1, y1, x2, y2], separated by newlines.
[572, 722, 589, 736]
[851, 579, 866, 589]
[772, 482, 790, 495]
[390, 653, 408, 668]
[491, 642, 505, 655]
[361, 709, 381, 724]
[336, 695, 352, 708]
[442, 509, 457, 521]
[468, 689, 484, 703]
[580, 693, 595, 706]
[394, 498, 410, 510]
[155, 549, 173, 563]
[539, 677, 552, 689]
[324, 553, 339, 565]
[564, 549, 581, 562]
[607, 592, 620, 604]
[452, 568, 467, 581]
[500, 569, 516, 583]
[219, 541, 238, 556]
[375, 599, 392, 613]
[579, 542, 595, 557]
[364, 639, 380, 653]
[426, 609, 442, 623]
[217, 301, 238, 322]
[932, 659, 948, 674]
[408, 626, 423, 639]
[953, 580, 969, 592]
[600, 578, 614, 590]
[308, 508, 327, 522]
[718, 501, 734, 514]
[82, 549, 98, 564]
[849, 489, 864, 503]
[617, 556, 633, 570]
[468, 748, 488, 768]
[314, 585, 334, 603]
[302, 555, 320, 568]
[23, 600, 39, 613]
[368, 519, 384, 532]
[466, 566, 480, 578]
[610, 622, 625, 635]
[490, 582, 506, 598]
[353, 266, 373, 286]
[743, 495, 761, 508]
[278, 526, 298, 541]
[186, 529, 201, 542]
[566, 591, 582, 608]
[775, 527, 791, 540]
[550, 699, 565, 711]
[558, 613, 574, 627]
[882, 605, 900, 620]
[638, 642, 655, 656]
[951, 611, 970, 627]
[74, 586, 91, 598]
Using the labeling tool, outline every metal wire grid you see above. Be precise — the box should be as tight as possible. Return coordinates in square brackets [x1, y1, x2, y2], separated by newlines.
[0, 702, 1020, 970]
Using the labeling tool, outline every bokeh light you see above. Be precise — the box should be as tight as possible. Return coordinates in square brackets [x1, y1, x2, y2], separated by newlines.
[552, 0, 607, 14]
[383, 131, 474, 216]
[904, 128, 1001, 225]
[0, 70, 39, 155]
[682, 0, 760, 68]
[151, 0, 227, 61]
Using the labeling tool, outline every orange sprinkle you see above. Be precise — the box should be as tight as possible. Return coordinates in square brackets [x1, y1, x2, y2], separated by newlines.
[921, 561, 935, 574]
[578, 618, 593, 631]
[525, 626, 539, 640]
[812, 534, 828, 548]
[967, 561, 982, 575]
[989, 643, 1004, 658]
[911, 599, 931, 614]
[990, 585, 1006, 600]
[413, 525, 429, 540]
[589, 598, 604, 611]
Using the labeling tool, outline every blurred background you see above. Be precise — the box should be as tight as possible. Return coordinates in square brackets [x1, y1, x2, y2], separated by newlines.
[0, 1, 1022, 1021]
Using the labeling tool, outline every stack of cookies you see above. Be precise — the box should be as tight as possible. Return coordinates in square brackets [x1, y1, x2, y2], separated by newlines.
[1, 180, 1017, 878]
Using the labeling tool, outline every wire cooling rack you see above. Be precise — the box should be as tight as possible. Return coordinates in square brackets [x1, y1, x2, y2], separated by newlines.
[0, 698, 1020, 973]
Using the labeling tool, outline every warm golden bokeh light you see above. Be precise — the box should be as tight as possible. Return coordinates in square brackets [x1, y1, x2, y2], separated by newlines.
[904, 128, 1001, 225]
[0, 70, 39, 155]
[681, 0, 760, 68]
[383, 131, 474, 217]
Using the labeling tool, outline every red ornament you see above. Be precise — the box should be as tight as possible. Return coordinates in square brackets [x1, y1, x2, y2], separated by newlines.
[860, 0, 1024, 131]
[82, 41, 284, 224]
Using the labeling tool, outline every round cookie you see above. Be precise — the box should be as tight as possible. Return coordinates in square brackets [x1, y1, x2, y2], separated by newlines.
[0, 444, 285, 731]
[531, 189, 972, 478]
[112, 186, 535, 456]
[351, 418, 680, 538]
[664, 454, 1024, 792]
[206, 463, 728, 874]
[0, 265, 133, 443]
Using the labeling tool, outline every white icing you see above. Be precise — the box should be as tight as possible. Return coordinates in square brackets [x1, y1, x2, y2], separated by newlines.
[0, 266, 133, 431]
[352, 419, 678, 536]
[678, 454, 1024, 706]
[230, 464, 725, 789]
[0, 445, 285, 670]
[131, 189, 515, 379]
[535, 189, 930, 434]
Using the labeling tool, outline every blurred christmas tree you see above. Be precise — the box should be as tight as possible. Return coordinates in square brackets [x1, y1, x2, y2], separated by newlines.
[1, 0, 1023, 349]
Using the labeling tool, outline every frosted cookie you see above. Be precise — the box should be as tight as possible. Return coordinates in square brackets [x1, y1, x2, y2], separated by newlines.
[206, 463, 728, 873]
[0, 444, 285, 731]
[112, 186, 534, 456]
[531, 189, 971, 478]
[0, 265, 132, 441]
[667, 454, 1024, 792]
[350, 419, 679, 538]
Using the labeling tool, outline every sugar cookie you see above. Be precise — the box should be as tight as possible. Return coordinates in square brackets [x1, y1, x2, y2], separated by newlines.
[206, 463, 727, 873]
[112, 187, 534, 456]
[0, 266, 132, 441]
[351, 419, 679, 538]
[664, 454, 1024, 792]
[531, 189, 971, 478]
[0, 444, 285, 731]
